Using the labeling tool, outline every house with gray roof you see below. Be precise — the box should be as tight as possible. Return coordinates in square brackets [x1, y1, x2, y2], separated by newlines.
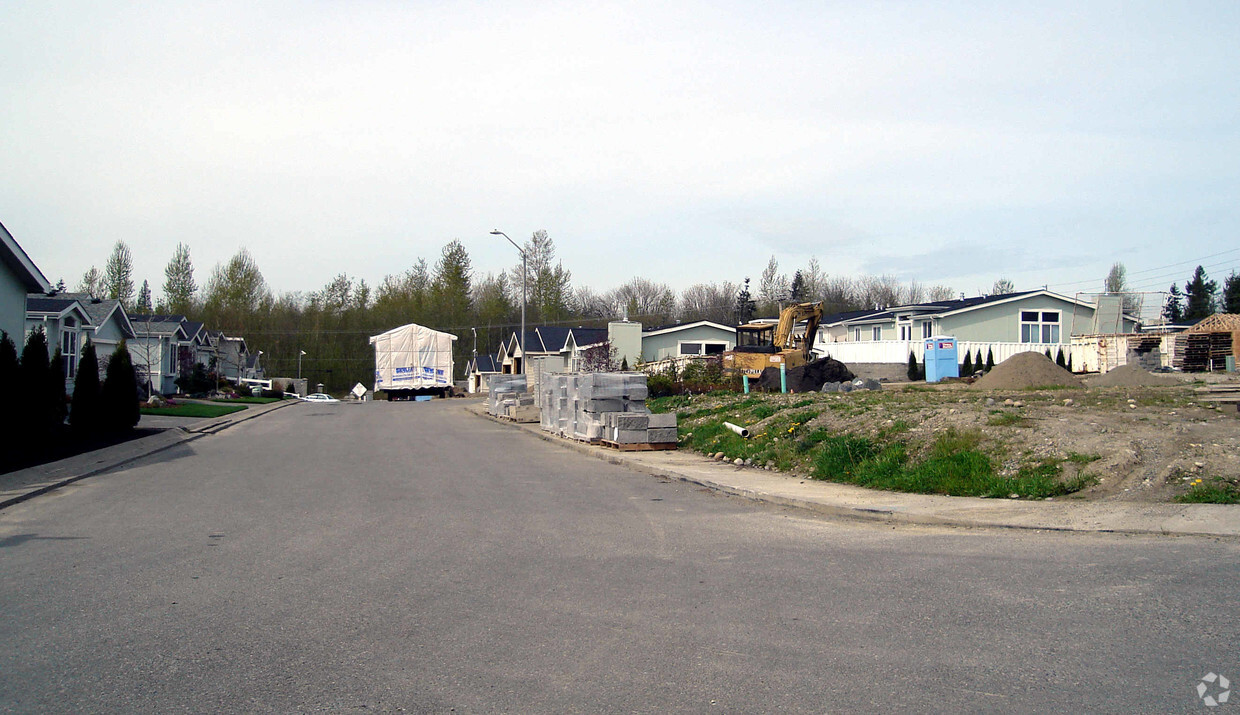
[56, 293, 135, 358]
[128, 314, 191, 395]
[1, 220, 51, 344]
[26, 295, 93, 388]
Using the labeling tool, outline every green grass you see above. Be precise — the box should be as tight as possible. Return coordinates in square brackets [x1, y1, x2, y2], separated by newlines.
[141, 403, 248, 418]
[987, 411, 1029, 427]
[209, 396, 283, 404]
[1175, 478, 1240, 504]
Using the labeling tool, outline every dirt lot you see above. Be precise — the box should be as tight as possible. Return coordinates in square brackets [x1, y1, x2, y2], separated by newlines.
[669, 368, 1240, 503]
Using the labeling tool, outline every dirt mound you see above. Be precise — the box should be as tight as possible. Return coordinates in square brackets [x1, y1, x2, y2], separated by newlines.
[971, 351, 1084, 390]
[756, 356, 855, 392]
[1084, 363, 1183, 387]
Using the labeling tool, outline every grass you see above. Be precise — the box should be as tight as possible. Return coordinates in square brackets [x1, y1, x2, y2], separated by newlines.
[987, 411, 1029, 427]
[209, 396, 283, 404]
[1175, 477, 1240, 504]
[140, 403, 248, 418]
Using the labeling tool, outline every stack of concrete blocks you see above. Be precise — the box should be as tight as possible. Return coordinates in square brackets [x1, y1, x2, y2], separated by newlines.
[487, 374, 530, 418]
[538, 372, 678, 446]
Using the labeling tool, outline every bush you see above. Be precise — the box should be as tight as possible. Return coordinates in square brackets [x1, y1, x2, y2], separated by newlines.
[235, 383, 253, 397]
[1055, 348, 1066, 368]
[20, 327, 51, 437]
[0, 331, 19, 448]
[962, 352, 973, 376]
[48, 348, 68, 426]
[71, 341, 102, 433]
[175, 362, 214, 395]
[100, 341, 140, 432]
[985, 349, 995, 372]
[907, 351, 920, 381]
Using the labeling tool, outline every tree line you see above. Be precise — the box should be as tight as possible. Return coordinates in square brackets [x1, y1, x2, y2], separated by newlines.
[1162, 265, 1240, 323]
[67, 234, 965, 391]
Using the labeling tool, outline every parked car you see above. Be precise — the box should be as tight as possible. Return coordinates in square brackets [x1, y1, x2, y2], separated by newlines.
[300, 393, 339, 403]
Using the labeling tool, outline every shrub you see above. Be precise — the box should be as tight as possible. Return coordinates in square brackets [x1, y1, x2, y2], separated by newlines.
[20, 327, 51, 437]
[985, 349, 995, 372]
[235, 383, 253, 397]
[175, 362, 214, 395]
[100, 341, 140, 432]
[907, 351, 920, 381]
[71, 341, 102, 433]
[962, 352, 973, 376]
[0, 331, 19, 448]
[48, 348, 68, 426]
[1055, 348, 1066, 368]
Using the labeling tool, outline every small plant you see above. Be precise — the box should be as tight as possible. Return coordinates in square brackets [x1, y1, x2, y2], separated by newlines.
[1176, 477, 1240, 504]
[987, 412, 1028, 427]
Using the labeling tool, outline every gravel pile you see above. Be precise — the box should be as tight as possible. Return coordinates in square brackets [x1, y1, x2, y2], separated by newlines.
[971, 351, 1084, 390]
[1084, 363, 1183, 387]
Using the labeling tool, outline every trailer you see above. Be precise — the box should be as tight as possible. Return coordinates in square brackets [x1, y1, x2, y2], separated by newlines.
[369, 323, 457, 399]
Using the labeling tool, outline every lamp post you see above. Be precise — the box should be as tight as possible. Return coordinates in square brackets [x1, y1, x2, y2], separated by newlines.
[490, 230, 526, 375]
[299, 350, 307, 379]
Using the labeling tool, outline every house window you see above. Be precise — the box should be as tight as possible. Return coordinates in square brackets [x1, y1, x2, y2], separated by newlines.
[61, 330, 79, 379]
[922, 321, 933, 339]
[854, 328, 862, 342]
[678, 341, 728, 356]
[680, 342, 702, 355]
[1020, 310, 1060, 343]
[872, 326, 882, 341]
[898, 322, 911, 341]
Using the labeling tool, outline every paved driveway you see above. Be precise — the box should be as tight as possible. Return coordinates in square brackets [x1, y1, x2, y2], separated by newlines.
[1, 400, 1237, 712]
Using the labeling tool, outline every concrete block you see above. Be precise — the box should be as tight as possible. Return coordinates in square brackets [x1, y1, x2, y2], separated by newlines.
[648, 427, 678, 443]
[583, 398, 624, 413]
[624, 401, 650, 413]
[647, 413, 677, 428]
[613, 428, 648, 444]
[614, 414, 649, 430]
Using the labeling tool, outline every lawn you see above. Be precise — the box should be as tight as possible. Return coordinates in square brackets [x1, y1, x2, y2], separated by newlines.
[209, 396, 284, 404]
[140, 403, 248, 418]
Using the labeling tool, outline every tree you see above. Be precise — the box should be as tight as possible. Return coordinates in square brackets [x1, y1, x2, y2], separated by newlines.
[757, 256, 788, 315]
[78, 267, 102, 297]
[799, 258, 826, 303]
[1104, 262, 1140, 314]
[1183, 265, 1218, 322]
[678, 281, 738, 324]
[162, 242, 197, 315]
[789, 271, 806, 302]
[1163, 284, 1185, 323]
[135, 280, 153, 313]
[48, 348, 68, 427]
[985, 348, 995, 372]
[20, 327, 51, 438]
[991, 278, 1015, 295]
[1222, 272, 1240, 314]
[509, 230, 573, 324]
[734, 278, 756, 325]
[103, 240, 135, 308]
[603, 277, 675, 324]
[0, 332, 19, 449]
[430, 239, 473, 328]
[928, 285, 956, 302]
[100, 341, 140, 432]
[71, 340, 101, 433]
[1055, 348, 1066, 368]
[201, 249, 272, 333]
[907, 351, 921, 381]
[962, 351, 973, 376]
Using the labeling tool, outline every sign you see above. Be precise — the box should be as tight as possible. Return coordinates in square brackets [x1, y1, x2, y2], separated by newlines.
[351, 382, 368, 399]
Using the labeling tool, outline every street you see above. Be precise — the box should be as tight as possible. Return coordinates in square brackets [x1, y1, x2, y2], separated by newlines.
[1, 400, 1237, 713]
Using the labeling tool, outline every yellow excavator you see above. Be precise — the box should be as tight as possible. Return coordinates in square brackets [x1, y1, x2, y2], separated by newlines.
[722, 301, 824, 377]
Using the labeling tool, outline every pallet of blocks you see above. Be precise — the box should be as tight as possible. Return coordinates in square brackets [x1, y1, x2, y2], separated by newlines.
[538, 372, 678, 450]
[487, 374, 534, 420]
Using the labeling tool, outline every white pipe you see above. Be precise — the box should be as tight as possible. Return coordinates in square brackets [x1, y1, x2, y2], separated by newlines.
[723, 422, 751, 438]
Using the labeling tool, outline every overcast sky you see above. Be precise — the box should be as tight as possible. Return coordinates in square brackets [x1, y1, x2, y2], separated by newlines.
[3, 0, 1238, 313]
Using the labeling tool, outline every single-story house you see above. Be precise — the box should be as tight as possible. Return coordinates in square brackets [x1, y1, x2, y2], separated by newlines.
[814, 290, 1140, 370]
[640, 320, 737, 362]
[465, 354, 500, 394]
[58, 293, 136, 360]
[128, 314, 191, 395]
[496, 322, 642, 375]
[25, 295, 94, 389]
[1, 221, 51, 343]
[206, 330, 250, 381]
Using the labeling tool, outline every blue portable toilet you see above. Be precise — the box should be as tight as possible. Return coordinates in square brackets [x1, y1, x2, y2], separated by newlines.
[923, 336, 959, 383]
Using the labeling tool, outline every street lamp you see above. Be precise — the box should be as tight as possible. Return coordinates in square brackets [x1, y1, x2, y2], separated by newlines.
[299, 350, 307, 379]
[490, 229, 526, 375]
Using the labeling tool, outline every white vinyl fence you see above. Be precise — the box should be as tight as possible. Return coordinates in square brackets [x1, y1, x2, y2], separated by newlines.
[814, 340, 1067, 366]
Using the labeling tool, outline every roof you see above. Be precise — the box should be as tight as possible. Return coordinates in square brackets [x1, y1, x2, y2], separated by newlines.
[510, 326, 608, 354]
[642, 320, 737, 337]
[57, 293, 135, 338]
[0, 221, 51, 293]
[1187, 313, 1240, 333]
[128, 314, 190, 339]
[27, 296, 85, 315]
[835, 290, 1104, 326]
[470, 354, 499, 373]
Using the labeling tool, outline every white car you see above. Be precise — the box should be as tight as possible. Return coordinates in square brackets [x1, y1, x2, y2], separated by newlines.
[300, 393, 340, 403]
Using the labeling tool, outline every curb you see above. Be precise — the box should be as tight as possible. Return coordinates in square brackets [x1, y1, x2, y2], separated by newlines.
[0, 399, 300, 511]
[467, 405, 1240, 539]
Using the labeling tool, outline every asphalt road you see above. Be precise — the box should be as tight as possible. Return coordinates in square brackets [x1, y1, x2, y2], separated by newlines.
[1, 400, 1237, 713]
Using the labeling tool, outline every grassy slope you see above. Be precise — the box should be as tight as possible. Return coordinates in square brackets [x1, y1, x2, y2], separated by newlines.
[141, 403, 248, 418]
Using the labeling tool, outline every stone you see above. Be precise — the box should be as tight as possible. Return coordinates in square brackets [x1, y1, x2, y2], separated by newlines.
[648, 427, 678, 443]
[647, 413, 678, 429]
[733, 458, 744, 466]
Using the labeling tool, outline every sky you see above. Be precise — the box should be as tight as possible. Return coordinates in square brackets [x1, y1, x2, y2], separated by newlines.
[3, 0, 1239, 318]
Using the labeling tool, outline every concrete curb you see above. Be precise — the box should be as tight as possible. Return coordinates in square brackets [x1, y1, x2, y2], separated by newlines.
[0, 399, 300, 511]
[467, 404, 1240, 539]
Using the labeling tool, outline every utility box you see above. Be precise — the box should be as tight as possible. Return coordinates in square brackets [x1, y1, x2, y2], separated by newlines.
[924, 336, 959, 383]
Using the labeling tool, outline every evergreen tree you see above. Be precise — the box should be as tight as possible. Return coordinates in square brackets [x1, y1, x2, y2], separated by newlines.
[48, 348, 68, 426]
[100, 341, 140, 432]
[985, 348, 995, 372]
[1055, 348, 1066, 368]
[162, 242, 198, 316]
[136, 280, 153, 313]
[19, 327, 51, 437]
[71, 340, 101, 433]
[962, 351, 973, 376]
[974, 349, 983, 371]
[1163, 284, 1185, 323]
[1183, 265, 1217, 322]
[789, 271, 806, 302]
[907, 351, 920, 381]
[734, 277, 756, 324]
[103, 240, 136, 308]
[1222, 272, 1240, 314]
[0, 332, 18, 448]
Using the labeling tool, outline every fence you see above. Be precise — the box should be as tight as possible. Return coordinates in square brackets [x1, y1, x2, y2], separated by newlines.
[814, 340, 1067, 366]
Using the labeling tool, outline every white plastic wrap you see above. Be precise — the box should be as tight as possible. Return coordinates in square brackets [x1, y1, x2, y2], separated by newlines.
[369, 323, 457, 391]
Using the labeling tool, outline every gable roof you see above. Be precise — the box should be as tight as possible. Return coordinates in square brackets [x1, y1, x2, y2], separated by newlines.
[469, 354, 499, 373]
[27, 295, 89, 317]
[57, 293, 135, 339]
[128, 314, 190, 339]
[1187, 313, 1240, 333]
[642, 320, 737, 337]
[1, 221, 51, 293]
[508, 326, 608, 355]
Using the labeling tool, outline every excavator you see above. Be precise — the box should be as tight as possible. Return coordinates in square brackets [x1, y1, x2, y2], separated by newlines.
[722, 301, 824, 378]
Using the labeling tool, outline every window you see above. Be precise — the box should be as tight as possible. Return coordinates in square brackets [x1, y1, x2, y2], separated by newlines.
[872, 326, 882, 341]
[680, 342, 702, 355]
[922, 321, 933, 339]
[61, 330, 79, 378]
[679, 341, 728, 356]
[898, 321, 912, 341]
[854, 328, 862, 342]
[1020, 310, 1060, 343]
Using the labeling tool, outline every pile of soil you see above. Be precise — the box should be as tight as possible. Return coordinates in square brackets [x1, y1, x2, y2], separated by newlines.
[971, 351, 1084, 390]
[1085, 363, 1184, 388]
[757, 356, 855, 392]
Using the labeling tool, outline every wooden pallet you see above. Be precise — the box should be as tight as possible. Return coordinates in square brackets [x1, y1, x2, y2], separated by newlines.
[601, 440, 678, 452]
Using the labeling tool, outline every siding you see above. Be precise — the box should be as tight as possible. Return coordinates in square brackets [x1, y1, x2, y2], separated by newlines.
[0, 261, 26, 343]
[642, 325, 736, 361]
[936, 296, 1099, 344]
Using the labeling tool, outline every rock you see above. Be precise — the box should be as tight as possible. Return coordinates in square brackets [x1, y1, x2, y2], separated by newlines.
[1009, 493, 1019, 499]
[733, 458, 743, 466]
[743, 458, 752, 466]
[862, 378, 882, 391]
[839, 383, 854, 393]
[985, 398, 995, 406]
[1062, 399, 1074, 406]
[1013, 401, 1024, 408]
[1003, 399, 1014, 406]
[820, 381, 840, 393]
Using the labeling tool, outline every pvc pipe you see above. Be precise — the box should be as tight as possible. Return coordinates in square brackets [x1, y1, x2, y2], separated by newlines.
[723, 422, 751, 438]
[742, 375, 750, 394]
[780, 363, 787, 393]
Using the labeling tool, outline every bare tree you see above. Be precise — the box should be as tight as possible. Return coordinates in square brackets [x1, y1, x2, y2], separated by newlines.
[678, 281, 738, 324]
[991, 278, 1016, 295]
[601, 277, 676, 325]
